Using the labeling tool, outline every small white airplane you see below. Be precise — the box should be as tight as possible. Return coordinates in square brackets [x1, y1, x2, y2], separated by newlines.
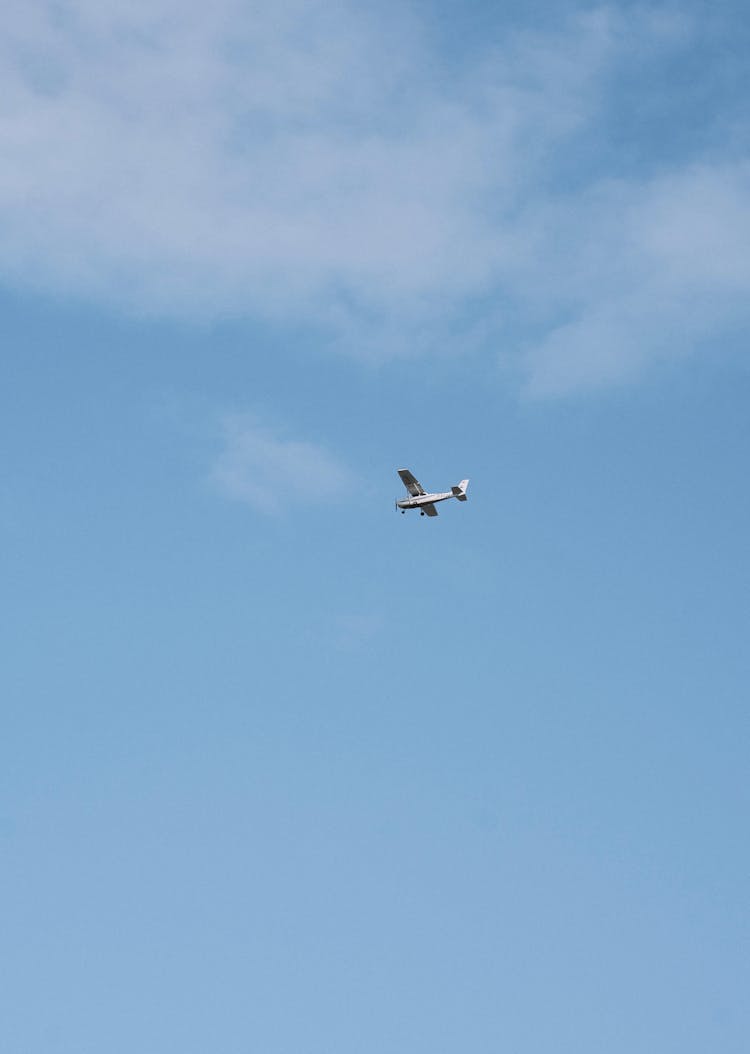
[396, 468, 469, 516]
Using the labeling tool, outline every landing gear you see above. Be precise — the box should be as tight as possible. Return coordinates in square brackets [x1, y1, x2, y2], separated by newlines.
[401, 510, 405, 514]
[420, 511, 425, 516]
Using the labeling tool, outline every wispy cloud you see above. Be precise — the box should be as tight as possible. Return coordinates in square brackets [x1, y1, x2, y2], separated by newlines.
[1, 2, 748, 393]
[513, 161, 750, 396]
[330, 612, 383, 653]
[212, 414, 352, 514]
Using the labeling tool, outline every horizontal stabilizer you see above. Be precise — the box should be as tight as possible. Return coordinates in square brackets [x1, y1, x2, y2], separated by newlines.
[452, 479, 469, 501]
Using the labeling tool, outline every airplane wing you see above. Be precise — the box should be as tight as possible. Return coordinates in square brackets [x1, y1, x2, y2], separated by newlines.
[422, 503, 438, 517]
[398, 468, 426, 496]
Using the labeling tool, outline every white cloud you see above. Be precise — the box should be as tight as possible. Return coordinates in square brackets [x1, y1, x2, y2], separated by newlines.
[517, 162, 750, 396]
[1, 2, 748, 393]
[212, 414, 352, 513]
[0, 4, 627, 314]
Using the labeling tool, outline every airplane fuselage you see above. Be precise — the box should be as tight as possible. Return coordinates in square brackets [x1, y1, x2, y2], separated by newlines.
[396, 491, 454, 511]
[396, 469, 469, 516]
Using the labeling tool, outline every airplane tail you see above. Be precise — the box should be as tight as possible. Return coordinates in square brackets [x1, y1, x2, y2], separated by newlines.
[452, 479, 469, 501]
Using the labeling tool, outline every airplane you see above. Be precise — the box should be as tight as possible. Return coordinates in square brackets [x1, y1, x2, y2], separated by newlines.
[396, 468, 470, 516]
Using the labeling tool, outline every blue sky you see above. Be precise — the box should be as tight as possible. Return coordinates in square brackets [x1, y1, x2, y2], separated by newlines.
[2, 3, 749, 1052]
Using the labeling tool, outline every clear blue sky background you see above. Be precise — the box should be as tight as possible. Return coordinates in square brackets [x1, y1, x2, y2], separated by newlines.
[2, 3, 749, 1052]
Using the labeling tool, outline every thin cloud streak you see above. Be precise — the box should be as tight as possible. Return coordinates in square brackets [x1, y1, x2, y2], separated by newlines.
[518, 162, 750, 396]
[212, 415, 353, 514]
